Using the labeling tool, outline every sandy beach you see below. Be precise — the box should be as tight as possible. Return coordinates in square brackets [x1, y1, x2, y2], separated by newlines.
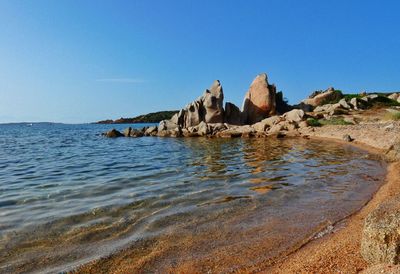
[75, 119, 400, 273]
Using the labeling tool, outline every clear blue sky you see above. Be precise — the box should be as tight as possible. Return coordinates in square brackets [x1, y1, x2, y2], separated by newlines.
[0, 0, 399, 123]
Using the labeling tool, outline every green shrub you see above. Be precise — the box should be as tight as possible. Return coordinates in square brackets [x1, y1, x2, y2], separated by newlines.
[343, 94, 362, 100]
[371, 96, 400, 107]
[322, 90, 343, 105]
[306, 118, 321, 127]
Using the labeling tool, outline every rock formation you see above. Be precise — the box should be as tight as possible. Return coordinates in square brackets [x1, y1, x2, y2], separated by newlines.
[302, 87, 342, 107]
[361, 195, 400, 265]
[242, 73, 277, 124]
[169, 80, 225, 129]
[224, 102, 243, 125]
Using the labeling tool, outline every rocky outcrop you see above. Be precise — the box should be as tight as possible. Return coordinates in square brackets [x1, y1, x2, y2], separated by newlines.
[361, 195, 400, 265]
[103, 73, 302, 138]
[224, 102, 243, 125]
[168, 80, 224, 129]
[302, 87, 342, 107]
[204, 80, 225, 123]
[242, 73, 277, 124]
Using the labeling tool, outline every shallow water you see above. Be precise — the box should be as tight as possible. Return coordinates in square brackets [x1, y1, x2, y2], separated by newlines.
[0, 123, 386, 273]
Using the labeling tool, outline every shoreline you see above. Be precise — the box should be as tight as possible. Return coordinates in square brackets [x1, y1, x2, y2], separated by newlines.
[75, 123, 400, 273]
[261, 125, 399, 273]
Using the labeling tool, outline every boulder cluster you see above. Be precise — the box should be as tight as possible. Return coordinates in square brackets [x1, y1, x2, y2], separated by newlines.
[104, 73, 297, 138]
[103, 75, 400, 140]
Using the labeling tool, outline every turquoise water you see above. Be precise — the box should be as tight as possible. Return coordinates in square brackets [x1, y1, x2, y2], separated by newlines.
[0, 123, 386, 273]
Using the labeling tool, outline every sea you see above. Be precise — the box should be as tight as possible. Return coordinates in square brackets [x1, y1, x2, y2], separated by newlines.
[0, 123, 386, 273]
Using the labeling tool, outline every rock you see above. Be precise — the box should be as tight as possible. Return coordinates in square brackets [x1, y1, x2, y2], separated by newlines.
[145, 126, 158, 136]
[252, 121, 269, 132]
[103, 129, 124, 138]
[350, 97, 369, 110]
[342, 134, 353, 142]
[157, 127, 182, 138]
[216, 125, 255, 138]
[367, 94, 379, 100]
[302, 87, 342, 107]
[295, 102, 314, 112]
[350, 97, 359, 109]
[386, 143, 400, 162]
[385, 124, 395, 131]
[388, 93, 400, 101]
[361, 195, 400, 264]
[225, 102, 243, 125]
[123, 127, 132, 137]
[197, 121, 210, 136]
[275, 91, 292, 114]
[129, 128, 144, 137]
[182, 100, 203, 128]
[268, 124, 284, 134]
[203, 80, 224, 123]
[314, 103, 349, 116]
[216, 131, 243, 138]
[209, 123, 227, 133]
[261, 116, 282, 127]
[298, 121, 309, 128]
[252, 116, 282, 132]
[160, 80, 224, 129]
[283, 109, 305, 123]
[338, 98, 351, 109]
[361, 264, 400, 274]
[159, 119, 179, 131]
[242, 73, 277, 124]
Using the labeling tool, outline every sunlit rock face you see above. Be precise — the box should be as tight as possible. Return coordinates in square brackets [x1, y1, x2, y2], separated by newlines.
[169, 80, 224, 128]
[242, 73, 277, 125]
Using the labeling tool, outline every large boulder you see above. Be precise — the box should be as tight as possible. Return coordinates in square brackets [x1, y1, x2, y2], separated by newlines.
[350, 97, 369, 110]
[242, 73, 277, 124]
[361, 195, 400, 265]
[203, 80, 224, 123]
[283, 109, 305, 123]
[302, 87, 342, 107]
[225, 102, 243, 125]
[252, 116, 282, 132]
[313, 103, 349, 116]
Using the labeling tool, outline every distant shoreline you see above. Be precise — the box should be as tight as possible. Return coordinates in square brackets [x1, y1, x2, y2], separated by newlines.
[95, 110, 178, 124]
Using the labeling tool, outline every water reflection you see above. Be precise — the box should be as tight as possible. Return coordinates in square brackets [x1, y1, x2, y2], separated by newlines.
[0, 124, 386, 273]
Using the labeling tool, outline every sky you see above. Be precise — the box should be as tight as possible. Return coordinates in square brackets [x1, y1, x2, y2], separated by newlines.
[0, 0, 399, 123]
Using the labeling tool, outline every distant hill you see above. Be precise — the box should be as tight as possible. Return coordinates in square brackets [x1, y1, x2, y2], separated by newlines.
[96, 110, 179, 124]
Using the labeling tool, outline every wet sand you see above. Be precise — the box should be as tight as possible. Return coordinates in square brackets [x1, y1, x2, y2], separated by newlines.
[263, 124, 400, 273]
[266, 161, 400, 274]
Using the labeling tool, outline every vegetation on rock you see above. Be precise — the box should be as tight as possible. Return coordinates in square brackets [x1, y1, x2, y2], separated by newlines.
[97, 110, 179, 124]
